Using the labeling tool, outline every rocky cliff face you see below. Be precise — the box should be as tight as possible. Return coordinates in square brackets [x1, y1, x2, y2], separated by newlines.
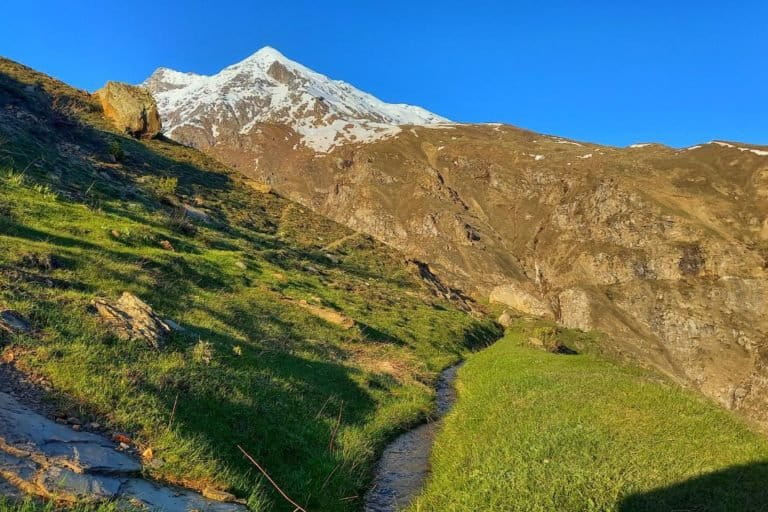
[146, 50, 768, 428]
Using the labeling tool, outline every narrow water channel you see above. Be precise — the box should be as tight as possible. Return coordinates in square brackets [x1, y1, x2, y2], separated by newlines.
[363, 363, 462, 511]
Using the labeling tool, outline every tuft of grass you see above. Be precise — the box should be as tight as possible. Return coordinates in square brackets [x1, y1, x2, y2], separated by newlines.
[410, 318, 768, 512]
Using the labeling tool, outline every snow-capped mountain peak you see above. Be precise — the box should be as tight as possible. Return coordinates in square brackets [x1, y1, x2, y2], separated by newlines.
[143, 47, 450, 152]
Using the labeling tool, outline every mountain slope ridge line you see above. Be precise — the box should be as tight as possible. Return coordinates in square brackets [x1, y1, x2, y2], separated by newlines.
[144, 48, 768, 431]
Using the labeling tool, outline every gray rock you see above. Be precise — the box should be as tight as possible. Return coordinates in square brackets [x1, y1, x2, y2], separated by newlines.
[0, 392, 140, 474]
[121, 479, 247, 512]
[39, 467, 123, 499]
[0, 391, 248, 510]
[182, 204, 211, 223]
[92, 292, 172, 349]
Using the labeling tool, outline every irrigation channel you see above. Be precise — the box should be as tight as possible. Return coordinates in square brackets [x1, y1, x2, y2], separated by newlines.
[363, 363, 462, 511]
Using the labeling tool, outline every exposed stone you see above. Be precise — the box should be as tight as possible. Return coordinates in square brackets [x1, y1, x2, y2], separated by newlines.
[92, 292, 172, 349]
[0, 391, 248, 511]
[164, 319, 185, 333]
[497, 310, 513, 327]
[0, 392, 140, 474]
[489, 283, 554, 319]
[558, 288, 594, 332]
[39, 466, 123, 500]
[182, 203, 211, 223]
[96, 82, 162, 139]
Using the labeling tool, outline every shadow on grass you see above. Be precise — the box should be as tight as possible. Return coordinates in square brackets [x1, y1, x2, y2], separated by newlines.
[619, 462, 768, 512]
[147, 318, 376, 511]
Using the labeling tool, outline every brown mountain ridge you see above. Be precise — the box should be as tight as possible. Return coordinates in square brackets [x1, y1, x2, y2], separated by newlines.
[146, 51, 768, 429]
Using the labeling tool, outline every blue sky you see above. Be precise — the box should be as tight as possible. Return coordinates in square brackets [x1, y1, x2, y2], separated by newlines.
[2, 1, 766, 147]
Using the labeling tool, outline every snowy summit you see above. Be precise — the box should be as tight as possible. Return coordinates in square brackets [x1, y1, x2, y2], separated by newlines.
[143, 47, 449, 152]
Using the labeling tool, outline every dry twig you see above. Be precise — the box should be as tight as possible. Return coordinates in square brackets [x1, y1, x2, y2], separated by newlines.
[237, 445, 308, 512]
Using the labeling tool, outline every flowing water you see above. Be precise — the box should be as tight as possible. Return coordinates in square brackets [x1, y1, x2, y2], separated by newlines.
[363, 363, 462, 511]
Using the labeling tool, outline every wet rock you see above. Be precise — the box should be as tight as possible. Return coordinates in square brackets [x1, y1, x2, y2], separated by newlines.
[92, 292, 172, 349]
[95, 82, 162, 139]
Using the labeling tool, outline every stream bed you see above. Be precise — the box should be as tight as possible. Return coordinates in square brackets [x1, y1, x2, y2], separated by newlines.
[363, 363, 462, 511]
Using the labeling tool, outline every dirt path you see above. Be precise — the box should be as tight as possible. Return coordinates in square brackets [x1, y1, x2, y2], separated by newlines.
[363, 363, 462, 511]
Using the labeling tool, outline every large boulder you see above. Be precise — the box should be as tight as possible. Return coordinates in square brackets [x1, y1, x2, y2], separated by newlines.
[95, 82, 161, 139]
[489, 283, 554, 319]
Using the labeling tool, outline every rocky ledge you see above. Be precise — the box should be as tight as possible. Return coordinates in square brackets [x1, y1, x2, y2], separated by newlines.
[0, 391, 246, 511]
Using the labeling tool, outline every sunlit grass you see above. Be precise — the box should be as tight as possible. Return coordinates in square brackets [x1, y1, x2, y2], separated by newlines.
[410, 319, 768, 512]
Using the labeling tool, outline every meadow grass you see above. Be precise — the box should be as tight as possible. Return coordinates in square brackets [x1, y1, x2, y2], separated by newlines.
[0, 58, 500, 511]
[410, 319, 768, 512]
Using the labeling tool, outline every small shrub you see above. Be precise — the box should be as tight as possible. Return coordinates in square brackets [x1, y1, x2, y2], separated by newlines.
[192, 340, 214, 365]
[31, 182, 57, 201]
[108, 140, 125, 163]
[3, 171, 25, 186]
[154, 177, 178, 198]
[168, 210, 197, 236]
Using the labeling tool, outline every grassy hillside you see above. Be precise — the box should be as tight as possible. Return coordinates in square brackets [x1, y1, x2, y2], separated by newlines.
[410, 319, 768, 512]
[0, 58, 499, 511]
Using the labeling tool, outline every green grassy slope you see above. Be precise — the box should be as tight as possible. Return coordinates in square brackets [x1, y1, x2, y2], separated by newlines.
[410, 319, 768, 512]
[0, 58, 500, 511]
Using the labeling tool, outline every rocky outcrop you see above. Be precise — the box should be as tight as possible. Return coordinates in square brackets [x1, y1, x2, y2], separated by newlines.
[96, 82, 161, 139]
[92, 292, 172, 349]
[0, 392, 246, 511]
[489, 283, 554, 319]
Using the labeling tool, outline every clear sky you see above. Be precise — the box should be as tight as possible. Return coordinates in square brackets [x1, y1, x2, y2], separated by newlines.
[2, 1, 766, 147]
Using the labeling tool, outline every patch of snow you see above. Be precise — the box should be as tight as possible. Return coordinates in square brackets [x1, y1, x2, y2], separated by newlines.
[685, 145, 702, 151]
[629, 143, 651, 148]
[552, 138, 583, 146]
[708, 141, 768, 156]
[528, 154, 545, 161]
[739, 147, 768, 156]
[577, 153, 593, 159]
[144, 46, 449, 152]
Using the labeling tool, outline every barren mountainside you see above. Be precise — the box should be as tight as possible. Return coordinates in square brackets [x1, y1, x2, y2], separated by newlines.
[146, 48, 768, 429]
